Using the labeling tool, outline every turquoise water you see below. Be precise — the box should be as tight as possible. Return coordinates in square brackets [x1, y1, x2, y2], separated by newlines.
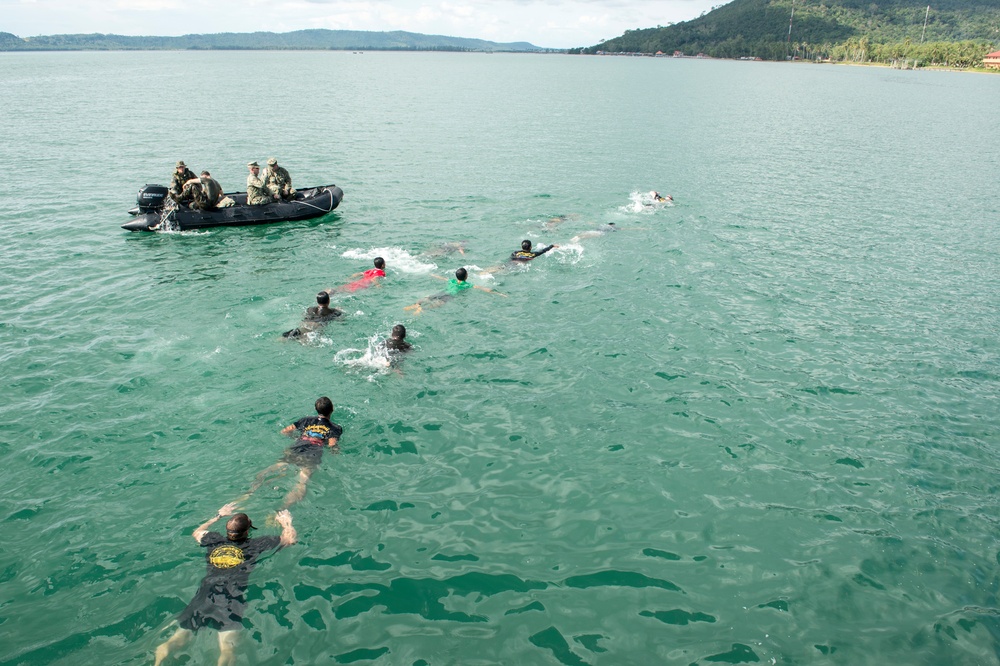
[2, 51, 1000, 665]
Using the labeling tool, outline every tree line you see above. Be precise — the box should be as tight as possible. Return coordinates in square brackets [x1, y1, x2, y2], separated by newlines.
[570, 0, 1000, 65]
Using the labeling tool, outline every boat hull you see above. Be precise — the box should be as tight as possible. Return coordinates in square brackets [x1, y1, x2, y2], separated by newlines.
[122, 184, 343, 232]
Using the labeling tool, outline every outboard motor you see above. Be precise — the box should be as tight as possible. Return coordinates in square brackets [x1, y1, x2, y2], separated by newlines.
[136, 184, 169, 213]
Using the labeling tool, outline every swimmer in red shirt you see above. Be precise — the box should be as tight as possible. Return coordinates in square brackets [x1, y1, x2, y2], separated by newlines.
[329, 257, 386, 294]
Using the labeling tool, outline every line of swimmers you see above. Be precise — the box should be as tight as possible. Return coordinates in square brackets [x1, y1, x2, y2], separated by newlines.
[153, 211, 665, 664]
[281, 235, 569, 343]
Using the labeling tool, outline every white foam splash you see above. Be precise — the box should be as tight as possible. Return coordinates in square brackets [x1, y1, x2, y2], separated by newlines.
[620, 190, 674, 214]
[559, 242, 586, 257]
[340, 247, 436, 274]
[333, 332, 393, 376]
[552, 245, 583, 264]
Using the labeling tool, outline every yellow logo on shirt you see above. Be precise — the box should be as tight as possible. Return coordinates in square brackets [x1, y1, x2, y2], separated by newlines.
[209, 545, 245, 569]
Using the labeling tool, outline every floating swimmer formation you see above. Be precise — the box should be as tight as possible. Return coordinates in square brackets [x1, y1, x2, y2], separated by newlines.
[153, 190, 672, 665]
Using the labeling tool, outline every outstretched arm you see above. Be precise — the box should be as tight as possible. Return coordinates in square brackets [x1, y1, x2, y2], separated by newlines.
[474, 285, 506, 297]
[281, 424, 297, 437]
[275, 509, 297, 547]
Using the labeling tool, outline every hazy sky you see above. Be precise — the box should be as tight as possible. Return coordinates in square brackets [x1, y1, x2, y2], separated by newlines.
[2, 0, 722, 49]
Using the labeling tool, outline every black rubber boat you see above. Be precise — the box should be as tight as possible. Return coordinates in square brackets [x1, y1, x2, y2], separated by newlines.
[122, 183, 344, 232]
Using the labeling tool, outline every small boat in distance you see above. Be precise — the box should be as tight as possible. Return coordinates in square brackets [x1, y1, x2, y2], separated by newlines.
[122, 183, 344, 232]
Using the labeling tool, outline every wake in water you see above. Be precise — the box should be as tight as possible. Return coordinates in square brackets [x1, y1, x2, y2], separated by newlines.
[339, 246, 439, 275]
[333, 330, 404, 378]
[620, 190, 674, 214]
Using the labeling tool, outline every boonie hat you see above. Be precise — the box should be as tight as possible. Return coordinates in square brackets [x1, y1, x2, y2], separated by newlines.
[247, 161, 259, 168]
[267, 157, 278, 166]
[176, 161, 186, 168]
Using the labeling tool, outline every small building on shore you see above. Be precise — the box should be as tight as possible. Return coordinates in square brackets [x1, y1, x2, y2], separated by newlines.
[986, 51, 1000, 69]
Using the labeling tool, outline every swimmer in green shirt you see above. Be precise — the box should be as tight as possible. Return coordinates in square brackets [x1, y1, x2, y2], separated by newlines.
[404, 267, 503, 314]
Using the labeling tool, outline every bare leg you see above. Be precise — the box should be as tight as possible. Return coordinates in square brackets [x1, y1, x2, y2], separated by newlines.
[154, 627, 192, 666]
[282, 467, 314, 509]
[244, 462, 290, 498]
[217, 629, 239, 666]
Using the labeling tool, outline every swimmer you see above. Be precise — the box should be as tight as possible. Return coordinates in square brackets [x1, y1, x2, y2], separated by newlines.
[510, 239, 558, 262]
[328, 257, 386, 294]
[420, 241, 467, 258]
[570, 222, 618, 243]
[479, 239, 561, 274]
[404, 267, 504, 315]
[283, 292, 343, 339]
[652, 191, 672, 202]
[544, 213, 580, 230]
[153, 505, 295, 666]
[241, 397, 343, 510]
[384, 324, 412, 352]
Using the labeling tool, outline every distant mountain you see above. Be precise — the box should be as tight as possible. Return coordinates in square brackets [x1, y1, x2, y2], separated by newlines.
[0, 29, 543, 52]
[571, 0, 1000, 63]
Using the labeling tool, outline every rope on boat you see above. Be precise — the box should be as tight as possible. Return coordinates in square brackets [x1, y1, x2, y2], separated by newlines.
[292, 188, 334, 213]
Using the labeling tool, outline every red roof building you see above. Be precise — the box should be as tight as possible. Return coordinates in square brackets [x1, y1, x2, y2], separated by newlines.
[986, 50, 1000, 69]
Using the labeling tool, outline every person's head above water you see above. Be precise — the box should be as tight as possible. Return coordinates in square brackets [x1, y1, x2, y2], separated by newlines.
[315, 396, 333, 417]
[521, 240, 532, 251]
[391, 324, 406, 340]
[455, 267, 468, 282]
[373, 257, 385, 270]
[316, 291, 330, 306]
[226, 513, 256, 540]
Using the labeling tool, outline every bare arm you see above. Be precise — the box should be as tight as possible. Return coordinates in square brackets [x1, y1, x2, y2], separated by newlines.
[281, 424, 297, 437]
[327, 436, 339, 449]
[192, 502, 239, 542]
[474, 285, 506, 297]
[275, 509, 297, 547]
[429, 274, 446, 281]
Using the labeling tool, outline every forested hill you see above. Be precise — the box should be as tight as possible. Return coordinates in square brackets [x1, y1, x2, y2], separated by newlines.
[571, 0, 1000, 63]
[0, 29, 542, 52]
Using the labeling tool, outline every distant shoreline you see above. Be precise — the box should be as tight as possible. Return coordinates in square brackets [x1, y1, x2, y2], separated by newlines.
[586, 51, 998, 74]
[2, 49, 994, 73]
[813, 59, 998, 75]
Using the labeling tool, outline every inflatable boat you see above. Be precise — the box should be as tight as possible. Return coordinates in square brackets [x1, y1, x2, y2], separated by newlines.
[122, 183, 344, 232]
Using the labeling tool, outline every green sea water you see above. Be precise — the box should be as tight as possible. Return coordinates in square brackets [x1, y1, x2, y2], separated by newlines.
[2, 51, 1000, 665]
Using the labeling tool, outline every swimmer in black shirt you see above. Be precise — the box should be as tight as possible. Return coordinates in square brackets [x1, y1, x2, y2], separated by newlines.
[153, 505, 296, 666]
[384, 324, 412, 352]
[241, 397, 343, 509]
[510, 239, 558, 262]
[283, 292, 342, 339]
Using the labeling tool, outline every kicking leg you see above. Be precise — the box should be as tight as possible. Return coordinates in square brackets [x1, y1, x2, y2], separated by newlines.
[282, 467, 314, 509]
[247, 462, 290, 496]
[217, 629, 239, 666]
[153, 627, 192, 666]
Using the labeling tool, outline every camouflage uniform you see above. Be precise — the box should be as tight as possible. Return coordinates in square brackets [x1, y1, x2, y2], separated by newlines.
[246, 162, 273, 206]
[264, 160, 294, 200]
[169, 163, 199, 203]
